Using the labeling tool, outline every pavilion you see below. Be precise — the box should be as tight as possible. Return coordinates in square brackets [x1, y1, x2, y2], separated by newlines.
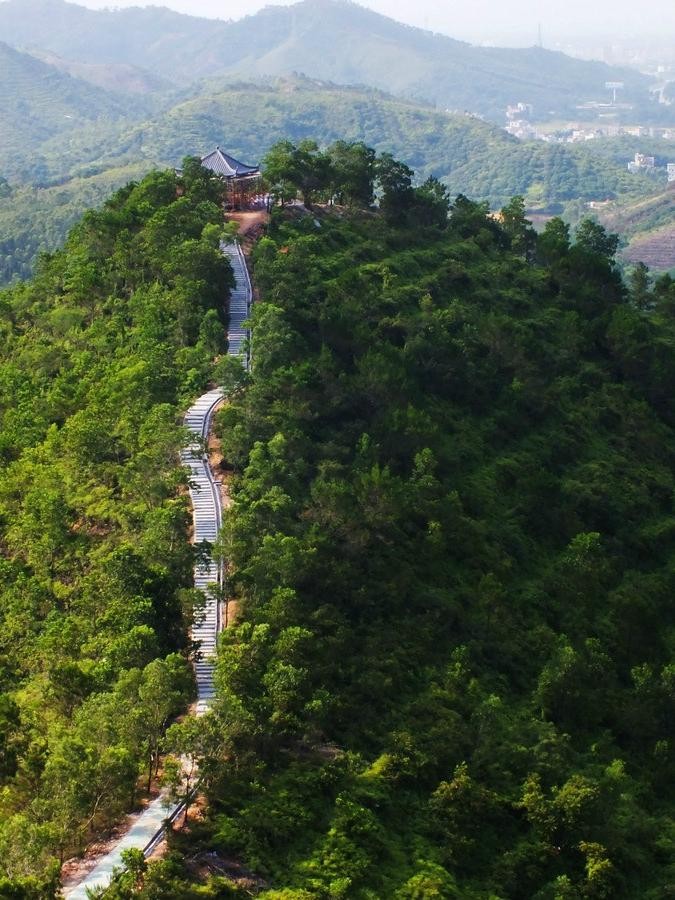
[200, 147, 262, 209]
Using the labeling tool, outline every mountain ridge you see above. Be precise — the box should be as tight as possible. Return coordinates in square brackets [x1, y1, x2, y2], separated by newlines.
[0, 0, 654, 121]
[28, 48, 173, 95]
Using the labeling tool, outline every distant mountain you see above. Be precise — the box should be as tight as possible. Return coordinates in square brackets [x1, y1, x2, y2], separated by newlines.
[0, 40, 131, 172]
[29, 49, 173, 95]
[0, 0, 655, 122]
[5, 75, 660, 205]
[0, 0, 213, 79]
[114, 79, 661, 206]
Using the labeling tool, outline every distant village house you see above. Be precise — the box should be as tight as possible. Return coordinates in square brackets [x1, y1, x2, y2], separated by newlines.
[628, 152, 656, 173]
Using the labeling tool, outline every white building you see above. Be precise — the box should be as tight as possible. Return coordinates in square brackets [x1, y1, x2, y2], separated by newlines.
[506, 102, 534, 121]
[628, 152, 656, 173]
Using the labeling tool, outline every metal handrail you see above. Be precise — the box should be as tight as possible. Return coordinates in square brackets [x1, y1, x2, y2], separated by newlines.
[140, 779, 202, 859]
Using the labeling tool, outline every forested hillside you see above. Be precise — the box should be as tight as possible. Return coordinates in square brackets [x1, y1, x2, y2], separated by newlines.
[109, 80, 663, 208]
[0, 78, 665, 285]
[0, 161, 233, 893]
[0, 132, 673, 897]
[108, 156, 673, 898]
[0, 164, 152, 284]
[2, 0, 673, 285]
[0, 0, 652, 122]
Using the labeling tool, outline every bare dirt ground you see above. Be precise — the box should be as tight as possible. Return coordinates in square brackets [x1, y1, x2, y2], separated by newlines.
[623, 225, 675, 269]
[207, 417, 232, 512]
[227, 209, 269, 242]
[207, 411, 240, 626]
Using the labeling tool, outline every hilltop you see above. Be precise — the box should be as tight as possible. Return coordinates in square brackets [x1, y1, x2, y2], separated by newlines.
[29, 49, 173, 95]
[0, 78, 667, 283]
[0, 78, 663, 278]
[0, 0, 654, 122]
[1, 0, 672, 282]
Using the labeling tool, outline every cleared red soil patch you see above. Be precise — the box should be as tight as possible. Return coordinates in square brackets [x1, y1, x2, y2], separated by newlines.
[623, 225, 675, 270]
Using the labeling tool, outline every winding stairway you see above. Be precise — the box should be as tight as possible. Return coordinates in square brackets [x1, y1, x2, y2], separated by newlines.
[64, 241, 252, 898]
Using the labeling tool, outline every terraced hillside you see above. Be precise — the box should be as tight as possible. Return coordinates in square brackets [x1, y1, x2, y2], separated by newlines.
[0, 41, 128, 168]
[623, 225, 675, 270]
[598, 184, 675, 271]
[30, 49, 172, 95]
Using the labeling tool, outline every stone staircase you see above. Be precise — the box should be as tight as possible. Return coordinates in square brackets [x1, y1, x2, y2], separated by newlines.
[181, 387, 224, 716]
[62, 240, 253, 898]
[221, 240, 251, 361]
[182, 241, 251, 714]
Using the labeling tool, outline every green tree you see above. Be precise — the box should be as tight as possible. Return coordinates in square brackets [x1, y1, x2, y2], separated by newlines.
[328, 141, 376, 207]
[627, 261, 652, 311]
[376, 153, 414, 224]
[501, 195, 537, 257]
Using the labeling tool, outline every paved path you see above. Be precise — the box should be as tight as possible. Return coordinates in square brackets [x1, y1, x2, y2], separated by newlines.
[221, 240, 252, 359]
[63, 242, 251, 898]
[182, 388, 225, 713]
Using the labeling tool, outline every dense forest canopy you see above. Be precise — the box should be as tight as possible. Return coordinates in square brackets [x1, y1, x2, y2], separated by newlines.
[0, 139, 674, 898]
[107, 146, 673, 898]
[0, 159, 233, 895]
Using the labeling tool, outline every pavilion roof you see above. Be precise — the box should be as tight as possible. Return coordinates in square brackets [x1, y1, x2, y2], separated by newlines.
[200, 147, 260, 179]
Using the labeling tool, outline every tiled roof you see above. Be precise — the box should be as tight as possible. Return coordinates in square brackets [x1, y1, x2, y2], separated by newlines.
[200, 147, 260, 178]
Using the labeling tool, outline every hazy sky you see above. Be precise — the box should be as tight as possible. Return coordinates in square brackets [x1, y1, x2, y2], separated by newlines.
[72, 0, 675, 44]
